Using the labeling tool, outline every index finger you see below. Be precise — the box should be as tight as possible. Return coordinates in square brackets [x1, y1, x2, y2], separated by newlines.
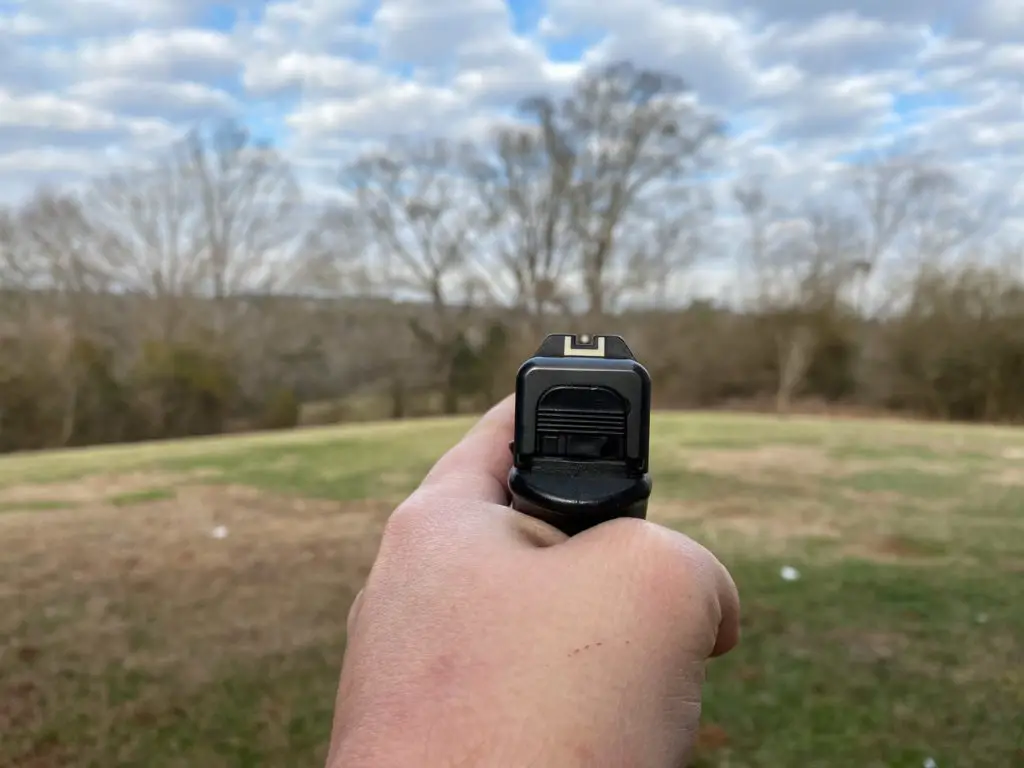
[416, 394, 515, 504]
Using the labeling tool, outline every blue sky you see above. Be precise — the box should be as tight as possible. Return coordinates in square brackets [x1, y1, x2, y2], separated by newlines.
[0, 0, 1021, 241]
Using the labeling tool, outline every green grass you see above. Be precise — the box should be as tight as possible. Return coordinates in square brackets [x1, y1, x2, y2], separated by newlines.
[0, 499, 78, 513]
[108, 488, 177, 506]
[2, 411, 1023, 767]
[839, 466, 974, 497]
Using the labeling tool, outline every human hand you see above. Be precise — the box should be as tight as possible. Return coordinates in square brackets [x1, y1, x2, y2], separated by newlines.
[326, 395, 740, 768]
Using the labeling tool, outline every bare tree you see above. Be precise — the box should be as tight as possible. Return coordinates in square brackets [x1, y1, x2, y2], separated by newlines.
[18, 191, 111, 307]
[12, 192, 123, 443]
[85, 120, 303, 342]
[846, 153, 976, 314]
[0, 205, 27, 293]
[850, 154, 942, 269]
[736, 177, 870, 412]
[0, 195, 84, 299]
[300, 204, 382, 299]
[477, 123, 576, 329]
[495, 61, 722, 324]
[617, 183, 715, 310]
[339, 137, 490, 412]
[734, 177, 774, 306]
[185, 122, 304, 323]
[735, 179, 808, 411]
[86, 151, 211, 341]
[802, 205, 872, 300]
[270, 204, 420, 412]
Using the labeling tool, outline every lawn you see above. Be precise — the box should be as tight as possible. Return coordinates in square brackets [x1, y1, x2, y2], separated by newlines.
[1, 412, 1022, 767]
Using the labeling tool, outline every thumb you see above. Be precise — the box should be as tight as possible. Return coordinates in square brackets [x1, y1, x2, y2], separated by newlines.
[568, 517, 741, 658]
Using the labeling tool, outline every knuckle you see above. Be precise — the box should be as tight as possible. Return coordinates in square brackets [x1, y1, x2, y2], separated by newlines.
[380, 496, 431, 544]
[379, 489, 462, 555]
[619, 520, 718, 592]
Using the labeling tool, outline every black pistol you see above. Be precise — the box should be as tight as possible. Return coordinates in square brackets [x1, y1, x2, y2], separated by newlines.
[508, 333, 652, 536]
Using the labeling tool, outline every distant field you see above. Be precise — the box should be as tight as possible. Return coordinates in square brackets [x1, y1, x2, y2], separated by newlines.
[1, 412, 1023, 767]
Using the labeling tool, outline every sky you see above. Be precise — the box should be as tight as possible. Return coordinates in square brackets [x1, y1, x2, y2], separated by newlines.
[1, 0, 1023, 247]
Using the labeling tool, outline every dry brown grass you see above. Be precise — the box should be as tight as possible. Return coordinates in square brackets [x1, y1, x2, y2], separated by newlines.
[685, 445, 840, 477]
[985, 466, 1024, 486]
[682, 444, 968, 483]
[649, 497, 842, 558]
[1, 484, 390, 765]
[2, 485, 389, 662]
[0, 471, 210, 505]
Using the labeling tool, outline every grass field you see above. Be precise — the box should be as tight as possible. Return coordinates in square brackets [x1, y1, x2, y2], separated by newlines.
[1, 412, 1023, 767]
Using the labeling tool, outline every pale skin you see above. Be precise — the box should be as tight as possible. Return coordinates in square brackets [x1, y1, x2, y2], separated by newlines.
[326, 395, 741, 767]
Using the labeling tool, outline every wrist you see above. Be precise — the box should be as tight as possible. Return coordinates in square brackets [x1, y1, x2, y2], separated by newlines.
[327, 722, 527, 768]
[325, 650, 692, 768]
[327, 702, 547, 767]
[327, 701, 670, 768]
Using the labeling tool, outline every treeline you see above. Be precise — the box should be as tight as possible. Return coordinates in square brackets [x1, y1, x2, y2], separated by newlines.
[2, 60, 1023, 453]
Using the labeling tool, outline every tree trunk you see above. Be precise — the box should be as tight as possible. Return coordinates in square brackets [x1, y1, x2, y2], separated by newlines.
[58, 383, 78, 446]
[390, 377, 406, 419]
[776, 326, 814, 414]
[442, 383, 459, 415]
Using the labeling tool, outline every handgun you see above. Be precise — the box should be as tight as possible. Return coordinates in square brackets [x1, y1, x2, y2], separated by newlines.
[508, 334, 652, 536]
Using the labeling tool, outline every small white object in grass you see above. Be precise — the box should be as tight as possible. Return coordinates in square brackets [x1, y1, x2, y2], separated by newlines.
[975, 612, 989, 624]
[780, 565, 800, 581]
[923, 757, 937, 768]
[211, 525, 228, 539]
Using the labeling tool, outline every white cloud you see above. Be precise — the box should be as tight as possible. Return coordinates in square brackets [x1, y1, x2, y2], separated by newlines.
[551, 3, 767, 107]
[238, 0, 370, 53]
[69, 78, 239, 120]
[287, 79, 467, 138]
[696, 0, 1024, 40]
[0, 0, 1019, 247]
[0, 87, 118, 131]
[243, 52, 388, 97]
[373, 0, 513, 64]
[73, 28, 239, 80]
[15, 0, 200, 34]
[0, 11, 48, 35]
[762, 71, 907, 143]
[758, 12, 926, 73]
